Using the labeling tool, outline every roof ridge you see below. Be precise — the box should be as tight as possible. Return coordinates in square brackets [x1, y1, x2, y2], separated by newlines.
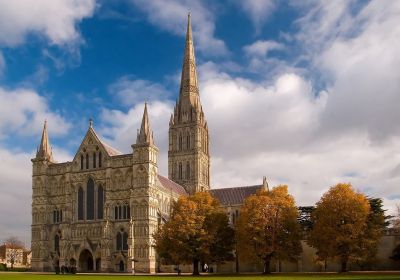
[211, 185, 262, 191]
[157, 174, 187, 196]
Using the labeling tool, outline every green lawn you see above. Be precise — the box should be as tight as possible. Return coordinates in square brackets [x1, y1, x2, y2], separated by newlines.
[2, 273, 400, 280]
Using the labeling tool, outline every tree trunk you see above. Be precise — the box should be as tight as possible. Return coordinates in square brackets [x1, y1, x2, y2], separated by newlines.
[193, 259, 199, 275]
[263, 257, 271, 274]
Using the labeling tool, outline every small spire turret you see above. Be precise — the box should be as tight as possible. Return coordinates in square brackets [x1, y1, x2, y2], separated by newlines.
[36, 120, 53, 162]
[137, 103, 154, 145]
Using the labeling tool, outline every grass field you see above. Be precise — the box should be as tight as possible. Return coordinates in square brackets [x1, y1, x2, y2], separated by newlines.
[2, 273, 400, 280]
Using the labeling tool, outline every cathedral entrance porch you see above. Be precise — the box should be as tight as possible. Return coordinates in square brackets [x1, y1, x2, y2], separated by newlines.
[79, 249, 94, 272]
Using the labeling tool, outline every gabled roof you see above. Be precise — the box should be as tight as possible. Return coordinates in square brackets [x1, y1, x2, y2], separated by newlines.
[101, 140, 122, 156]
[210, 185, 263, 206]
[158, 175, 187, 196]
[73, 122, 122, 160]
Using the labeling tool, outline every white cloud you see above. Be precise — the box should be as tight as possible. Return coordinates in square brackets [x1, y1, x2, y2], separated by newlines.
[243, 40, 284, 57]
[294, 1, 400, 141]
[129, 0, 228, 56]
[0, 0, 96, 47]
[109, 76, 171, 107]
[0, 87, 71, 138]
[235, 0, 276, 33]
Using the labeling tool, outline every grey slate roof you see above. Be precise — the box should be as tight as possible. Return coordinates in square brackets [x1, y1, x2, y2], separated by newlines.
[210, 185, 263, 206]
[158, 175, 188, 196]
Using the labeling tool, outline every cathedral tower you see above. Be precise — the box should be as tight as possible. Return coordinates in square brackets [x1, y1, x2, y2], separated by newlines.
[168, 13, 210, 195]
[31, 120, 54, 271]
[131, 103, 159, 273]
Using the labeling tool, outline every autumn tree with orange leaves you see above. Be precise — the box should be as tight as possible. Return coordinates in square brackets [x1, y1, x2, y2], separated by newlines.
[236, 185, 302, 274]
[153, 191, 234, 275]
[308, 183, 370, 272]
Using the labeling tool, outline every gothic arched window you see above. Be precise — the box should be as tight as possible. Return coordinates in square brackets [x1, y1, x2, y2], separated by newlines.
[78, 187, 84, 220]
[186, 134, 190, 150]
[179, 133, 183, 150]
[93, 152, 96, 168]
[186, 162, 190, 180]
[86, 153, 89, 169]
[174, 163, 177, 179]
[97, 185, 104, 219]
[99, 152, 102, 168]
[55, 234, 60, 253]
[123, 231, 128, 250]
[114, 205, 118, 220]
[80, 155, 84, 170]
[179, 163, 182, 180]
[116, 230, 128, 251]
[53, 209, 62, 223]
[116, 232, 122, 250]
[86, 179, 95, 220]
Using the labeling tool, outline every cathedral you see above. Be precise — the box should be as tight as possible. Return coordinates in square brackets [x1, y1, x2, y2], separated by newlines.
[31, 13, 213, 273]
[31, 14, 399, 274]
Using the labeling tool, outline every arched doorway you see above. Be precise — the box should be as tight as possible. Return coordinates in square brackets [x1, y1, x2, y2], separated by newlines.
[79, 249, 94, 272]
[119, 260, 125, 272]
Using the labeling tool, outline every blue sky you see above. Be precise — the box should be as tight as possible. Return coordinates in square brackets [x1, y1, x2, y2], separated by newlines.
[1, 0, 400, 245]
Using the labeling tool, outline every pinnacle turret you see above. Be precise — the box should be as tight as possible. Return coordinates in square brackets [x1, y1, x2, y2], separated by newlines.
[36, 120, 53, 162]
[137, 103, 154, 145]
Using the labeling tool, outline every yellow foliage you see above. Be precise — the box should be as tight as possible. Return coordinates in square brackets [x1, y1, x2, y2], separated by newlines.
[236, 185, 301, 273]
[153, 191, 234, 274]
[308, 183, 370, 272]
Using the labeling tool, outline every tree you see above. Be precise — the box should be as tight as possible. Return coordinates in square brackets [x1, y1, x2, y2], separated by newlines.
[308, 183, 370, 272]
[4, 237, 24, 269]
[236, 185, 302, 274]
[391, 204, 400, 232]
[356, 197, 389, 269]
[153, 192, 234, 275]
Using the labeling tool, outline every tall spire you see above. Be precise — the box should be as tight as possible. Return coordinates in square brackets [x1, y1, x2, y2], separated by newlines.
[179, 12, 200, 107]
[36, 120, 53, 161]
[168, 13, 210, 194]
[137, 103, 154, 145]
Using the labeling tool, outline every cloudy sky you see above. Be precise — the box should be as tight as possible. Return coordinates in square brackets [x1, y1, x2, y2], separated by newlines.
[1, 0, 400, 246]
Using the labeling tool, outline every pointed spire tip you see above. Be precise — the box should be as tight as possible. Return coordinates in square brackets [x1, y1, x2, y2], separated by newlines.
[36, 119, 53, 161]
[136, 102, 154, 145]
